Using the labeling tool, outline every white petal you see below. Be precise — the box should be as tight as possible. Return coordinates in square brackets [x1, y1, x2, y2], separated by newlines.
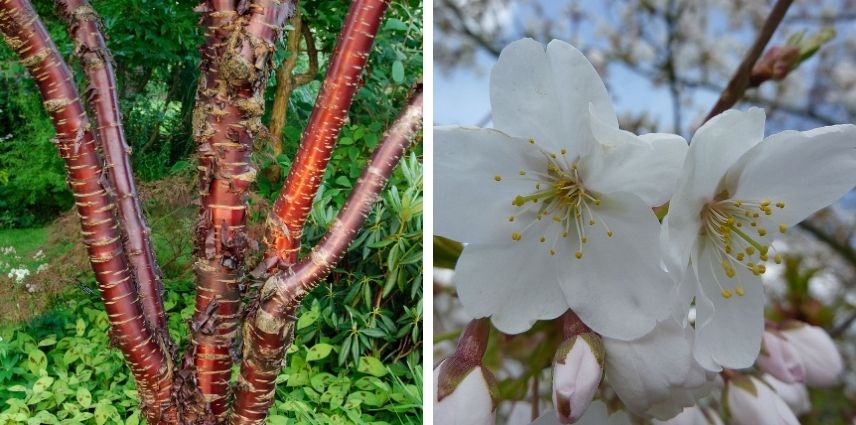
[762, 374, 812, 415]
[692, 242, 765, 371]
[454, 236, 570, 334]
[564, 193, 670, 340]
[605, 319, 713, 420]
[663, 108, 766, 275]
[434, 126, 540, 245]
[729, 124, 856, 227]
[583, 107, 689, 207]
[490, 39, 616, 156]
[727, 377, 799, 425]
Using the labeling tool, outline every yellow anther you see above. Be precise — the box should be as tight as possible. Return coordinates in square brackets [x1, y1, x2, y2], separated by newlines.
[759, 245, 769, 256]
[736, 222, 743, 228]
[589, 219, 596, 225]
[757, 228, 767, 237]
[539, 236, 546, 243]
[494, 175, 502, 182]
[562, 232, 569, 238]
[760, 198, 772, 207]
[774, 254, 783, 264]
[760, 254, 768, 261]
[735, 286, 745, 296]
[750, 221, 757, 227]
[734, 201, 743, 208]
[594, 199, 601, 205]
[776, 202, 785, 209]
[745, 246, 755, 255]
[754, 264, 766, 275]
[553, 216, 562, 222]
[550, 153, 557, 159]
[519, 170, 526, 176]
[508, 216, 514, 222]
[512, 232, 522, 241]
[764, 210, 772, 216]
[512, 196, 525, 207]
[581, 236, 588, 244]
[721, 290, 733, 299]
[779, 224, 787, 234]
[736, 253, 745, 261]
[561, 148, 567, 155]
[549, 249, 556, 256]
[725, 245, 732, 254]
[607, 230, 614, 237]
[528, 138, 535, 144]
[575, 251, 583, 259]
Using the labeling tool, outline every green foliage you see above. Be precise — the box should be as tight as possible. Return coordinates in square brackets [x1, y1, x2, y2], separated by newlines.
[0, 274, 422, 423]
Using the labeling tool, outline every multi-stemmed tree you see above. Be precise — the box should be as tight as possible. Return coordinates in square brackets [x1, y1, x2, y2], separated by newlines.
[0, 0, 422, 423]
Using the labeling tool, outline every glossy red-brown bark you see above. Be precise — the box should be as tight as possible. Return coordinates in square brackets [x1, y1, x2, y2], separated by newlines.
[232, 84, 422, 425]
[0, 0, 171, 421]
[190, 0, 293, 418]
[268, 0, 391, 265]
[55, 0, 171, 350]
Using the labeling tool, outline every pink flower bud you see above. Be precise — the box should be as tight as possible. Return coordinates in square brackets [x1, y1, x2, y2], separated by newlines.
[726, 375, 798, 425]
[781, 322, 843, 387]
[552, 332, 604, 423]
[434, 319, 498, 425]
[762, 374, 811, 415]
[756, 330, 805, 384]
[434, 361, 498, 425]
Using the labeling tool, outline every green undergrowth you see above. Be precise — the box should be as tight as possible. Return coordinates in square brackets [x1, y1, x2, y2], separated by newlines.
[0, 278, 421, 424]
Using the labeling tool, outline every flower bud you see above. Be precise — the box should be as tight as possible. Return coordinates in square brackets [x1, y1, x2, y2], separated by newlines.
[756, 330, 805, 384]
[434, 319, 498, 425]
[726, 375, 798, 425]
[762, 374, 811, 415]
[552, 332, 604, 423]
[780, 321, 843, 387]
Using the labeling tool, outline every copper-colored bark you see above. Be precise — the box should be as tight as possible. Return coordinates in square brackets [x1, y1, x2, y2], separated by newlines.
[231, 84, 422, 425]
[54, 0, 171, 348]
[267, 0, 391, 265]
[190, 0, 293, 418]
[0, 0, 170, 421]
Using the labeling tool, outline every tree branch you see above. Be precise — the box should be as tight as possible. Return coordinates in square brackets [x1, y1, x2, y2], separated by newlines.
[55, 0, 171, 350]
[0, 0, 171, 420]
[232, 83, 422, 425]
[293, 21, 318, 85]
[703, 0, 794, 122]
[266, 0, 391, 266]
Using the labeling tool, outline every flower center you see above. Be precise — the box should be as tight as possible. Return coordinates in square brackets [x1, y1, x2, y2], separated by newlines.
[701, 196, 787, 299]
[494, 140, 612, 259]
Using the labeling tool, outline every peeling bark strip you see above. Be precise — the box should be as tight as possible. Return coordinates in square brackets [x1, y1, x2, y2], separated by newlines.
[190, 0, 293, 418]
[54, 0, 171, 346]
[0, 0, 170, 421]
[231, 84, 423, 425]
[268, 0, 391, 265]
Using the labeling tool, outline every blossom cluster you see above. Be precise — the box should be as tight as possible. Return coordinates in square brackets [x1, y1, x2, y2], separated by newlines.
[434, 39, 855, 424]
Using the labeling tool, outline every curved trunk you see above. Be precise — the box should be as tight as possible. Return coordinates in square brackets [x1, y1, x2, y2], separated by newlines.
[0, 0, 171, 421]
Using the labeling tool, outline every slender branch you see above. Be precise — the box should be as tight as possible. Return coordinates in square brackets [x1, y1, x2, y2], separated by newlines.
[294, 22, 318, 85]
[439, 0, 501, 57]
[268, 9, 305, 152]
[232, 83, 422, 425]
[266, 0, 391, 266]
[703, 0, 794, 122]
[798, 220, 856, 268]
[54, 0, 171, 348]
[189, 0, 293, 418]
[0, 0, 170, 421]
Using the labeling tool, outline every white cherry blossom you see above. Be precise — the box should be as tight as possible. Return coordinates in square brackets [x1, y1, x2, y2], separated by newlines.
[726, 375, 799, 425]
[662, 107, 856, 370]
[436, 38, 688, 338]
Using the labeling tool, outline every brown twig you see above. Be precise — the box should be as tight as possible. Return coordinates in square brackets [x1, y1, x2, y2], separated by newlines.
[703, 0, 794, 122]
